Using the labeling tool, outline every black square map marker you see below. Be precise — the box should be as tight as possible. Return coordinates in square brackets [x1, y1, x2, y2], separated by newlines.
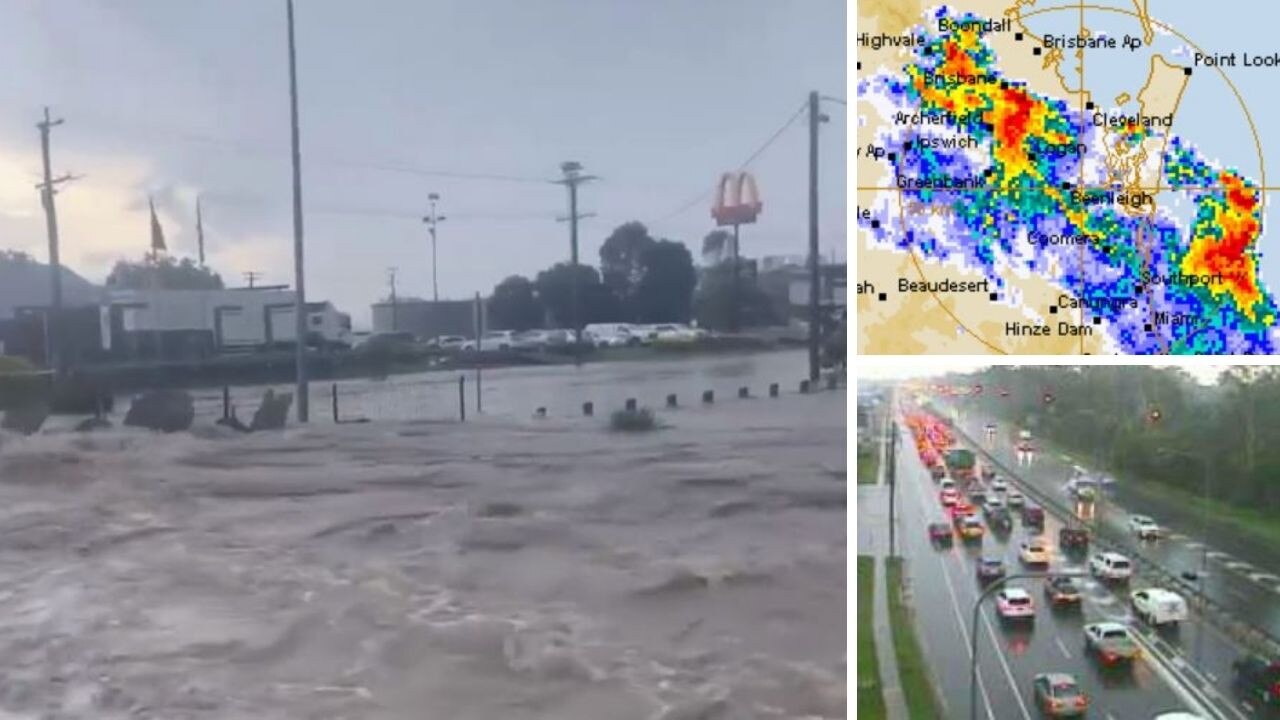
[1093, 317, 1101, 325]
[904, 141, 913, 150]
[1086, 101, 1095, 110]
[1033, 47, 1042, 56]
[871, 219, 880, 229]
[888, 152, 897, 161]
[989, 292, 998, 301]
[1049, 306, 1058, 314]
[1144, 323, 1153, 332]
[1015, 32, 1024, 41]
[1184, 67, 1192, 76]
[878, 292, 887, 301]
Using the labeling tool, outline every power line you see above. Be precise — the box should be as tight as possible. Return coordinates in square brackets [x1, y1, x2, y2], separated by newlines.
[820, 95, 847, 106]
[647, 98, 809, 227]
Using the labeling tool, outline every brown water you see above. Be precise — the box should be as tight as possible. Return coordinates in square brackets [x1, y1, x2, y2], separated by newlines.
[0, 375, 845, 719]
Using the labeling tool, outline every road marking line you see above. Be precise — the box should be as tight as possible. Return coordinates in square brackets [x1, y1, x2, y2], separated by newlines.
[1054, 635, 1071, 659]
[978, 607, 1033, 720]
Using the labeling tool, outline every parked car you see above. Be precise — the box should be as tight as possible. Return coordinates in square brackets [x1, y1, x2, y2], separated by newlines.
[1032, 673, 1089, 717]
[583, 323, 639, 347]
[1084, 622, 1141, 665]
[650, 323, 700, 343]
[461, 330, 530, 351]
[1231, 655, 1280, 709]
[1006, 490, 1025, 508]
[432, 334, 468, 350]
[1022, 504, 1045, 527]
[1020, 538, 1051, 566]
[1131, 588, 1188, 626]
[1129, 515, 1161, 540]
[977, 556, 1005, 582]
[958, 516, 985, 541]
[995, 587, 1035, 621]
[1044, 576, 1083, 606]
[928, 522, 953, 546]
[1059, 527, 1090, 554]
[1090, 552, 1134, 582]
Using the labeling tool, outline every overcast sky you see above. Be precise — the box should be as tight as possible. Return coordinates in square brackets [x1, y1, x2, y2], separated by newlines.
[0, 0, 847, 327]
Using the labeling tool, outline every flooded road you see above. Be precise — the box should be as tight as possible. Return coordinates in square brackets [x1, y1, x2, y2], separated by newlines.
[0, 358, 845, 719]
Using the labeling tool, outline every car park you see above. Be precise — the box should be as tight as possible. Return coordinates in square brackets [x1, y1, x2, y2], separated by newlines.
[958, 516, 984, 541]
[1129, 514, 1161, 540]
[977, 556, 1005, 583]
[1083, 622, 1141, 665]
[1231, 655, 1280, 709]
[995, 587, 1035, 621]
[928, 523, 954, 546]
[1130, 588, 1188, 626]
[1090, 552, 1134, 582]
[1044, 576, 1082, 606]
[1032, 673, 1088, 718]
[1019, 538, 1051, 566]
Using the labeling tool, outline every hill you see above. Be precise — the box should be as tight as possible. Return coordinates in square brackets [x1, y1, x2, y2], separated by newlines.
[0, 250, 100, 319]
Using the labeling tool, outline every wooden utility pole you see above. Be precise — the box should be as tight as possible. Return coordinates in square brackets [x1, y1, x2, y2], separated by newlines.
[286, 0, 309, 422]
[37, 107, 75, 374]
[423, 193, 446, 303]
[554, 161, 596, 346]
[807, 90, 823, 382]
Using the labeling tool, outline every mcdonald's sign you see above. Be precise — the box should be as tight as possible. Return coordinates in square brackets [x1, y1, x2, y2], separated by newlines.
[711, 171, 762, 226]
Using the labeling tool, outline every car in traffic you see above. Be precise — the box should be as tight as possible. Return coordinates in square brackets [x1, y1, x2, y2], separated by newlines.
[927, 522, 953, 546]
[929, 465, 946, 481]
[987, 507, 1013, 534]
[968, 484, 987, 505]
[1129, 514, 1161, 540]
[948, 500, 976, 522]
[995, 587, 1035, 621]
[983, 497, 1005, 515]
[1006, 490, 1025, 508]
[1083, 622, 1141, 665]
[1022, 504, 1045, 528]
[939, 477, 956, 492]
[991, 478, 1008, 494]
[940, 488, 960, 507]
[976, 556, 1005, 583]
[958, 516, 985, 541]
[1044, 576, 1083, 606]
[1231, 656, 1280, 709]
[1090, 552, 1134, 582]
[1059, 526, 1089, 554]
[1019, 538, 1051, 566]
[1033, 673, 1089, 717]
[1130, 588, 1188, 626]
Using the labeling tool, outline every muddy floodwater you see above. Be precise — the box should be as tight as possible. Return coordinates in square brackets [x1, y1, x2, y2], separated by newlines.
[0, 357, 846, 719]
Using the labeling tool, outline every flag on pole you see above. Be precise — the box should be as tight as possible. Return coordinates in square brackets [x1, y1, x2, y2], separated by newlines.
[149, 196, 166, 254]
[195, 197, 205, 266]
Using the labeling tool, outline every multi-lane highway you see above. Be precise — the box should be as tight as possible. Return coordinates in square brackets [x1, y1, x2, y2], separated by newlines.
[888, 396, 1274, 719]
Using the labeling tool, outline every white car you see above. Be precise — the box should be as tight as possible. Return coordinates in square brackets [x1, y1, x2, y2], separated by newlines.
[462, 330, 534, 351]
[1130, 588, 1188, 626]
[583, 323, 637, 347]
[1006, 490, 1025, 508]
[984, 497, 1005, 513]
[939, 478, 956, 491]
[995, 587, 1035, 620]
[1129, 515, 1161, 540]
[991, 479, 1008, 494]
[433, 335, 467, 350]
[1090, 552, 1134, 581]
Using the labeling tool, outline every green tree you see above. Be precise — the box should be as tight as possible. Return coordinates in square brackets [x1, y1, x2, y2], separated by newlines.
[599, 221, 656, 310]
[106, 256, 223, 290]
[534, 262, 623, 328]
[701, 229, 734, 265]
[693, 262, 779, 330]
[632, 239, 697, 322]
[488, 275, 543, 331]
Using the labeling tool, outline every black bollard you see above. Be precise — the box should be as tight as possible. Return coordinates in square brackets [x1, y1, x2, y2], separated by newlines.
[666, 393, 678, 408]
[826, 374, 838, 390]
[702, 390, 714, 404]
[331, 383, 339, 423]
[222, 385, 231, 420]
[769, 383, 779, 398]
[535, 407, 547, 418]
[625, 398, 637, 412]
[738, 386, 749, 399]
[800, 380, 811, 394]
[583, 401, 594, 417]
[459, 375, 466, 422]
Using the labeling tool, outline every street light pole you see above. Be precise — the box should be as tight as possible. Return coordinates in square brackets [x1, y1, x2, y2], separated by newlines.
[423, 193, 446, 303]
[969, 571, 1084, 720]
[554, 162, 596, 346]
[285, 0, 309, 422]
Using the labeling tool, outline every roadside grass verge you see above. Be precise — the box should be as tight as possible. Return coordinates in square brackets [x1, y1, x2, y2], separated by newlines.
[885, 557, 943, 720]
[1123, 474, 1280, 555]
[857, 556, 886, 718]
[857, 441, 880, 485]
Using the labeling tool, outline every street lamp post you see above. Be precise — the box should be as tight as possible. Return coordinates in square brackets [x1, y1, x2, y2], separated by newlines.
[423, 193, 446, 303]
[969, 571, 1085, 720]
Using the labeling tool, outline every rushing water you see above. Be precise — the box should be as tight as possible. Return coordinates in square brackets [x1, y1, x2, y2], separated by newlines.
[0, 352, 846, 719]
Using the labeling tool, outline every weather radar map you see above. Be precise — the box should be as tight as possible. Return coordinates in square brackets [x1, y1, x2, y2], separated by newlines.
[857, 0, 1280, 354]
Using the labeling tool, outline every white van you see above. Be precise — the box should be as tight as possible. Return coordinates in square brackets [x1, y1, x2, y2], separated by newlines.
[1130, 588, 1188, 626]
